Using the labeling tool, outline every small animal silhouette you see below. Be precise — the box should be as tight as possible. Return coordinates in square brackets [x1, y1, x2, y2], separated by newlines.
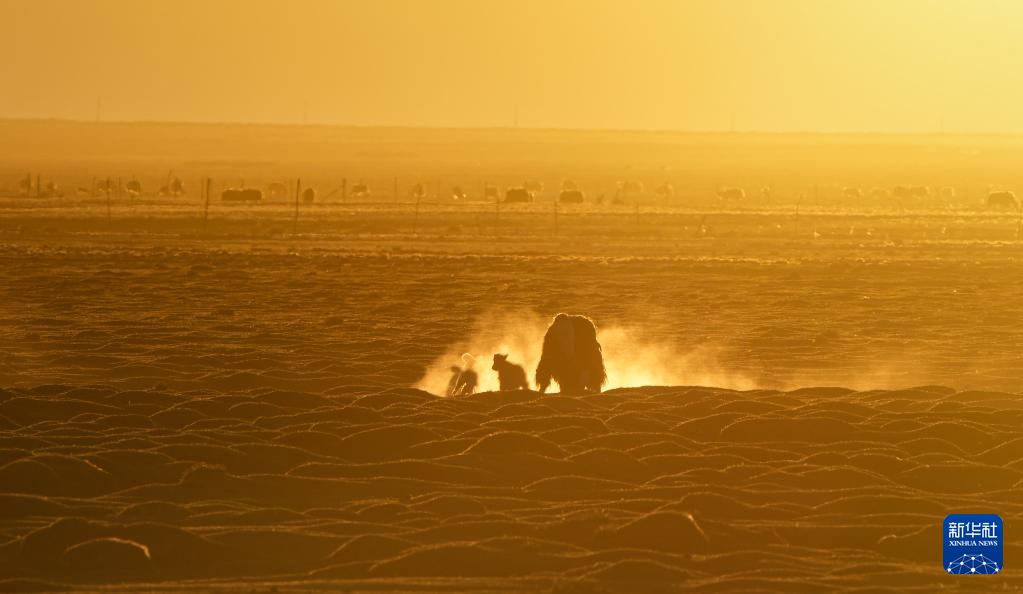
[492, 354, 530, 391]
[446, 365, 478, 396]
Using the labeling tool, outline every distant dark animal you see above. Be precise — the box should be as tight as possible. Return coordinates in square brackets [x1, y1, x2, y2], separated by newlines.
[125, 179, 142, 196]
[41, 181, 62, 198]
[535, 313, 606, 394]
[221, 188, 263, 202]
[160, 178, 186, 197]
[301, 188, 316, 204]
[351, 183, 371, 198]
[504, 188, 534, 203]
[492, 354, 530, 391]
[559, 189, 585, 203]
[987, 190, 1019, 210]
[716, 187, 745, 200]
[95, 178, 116, 195]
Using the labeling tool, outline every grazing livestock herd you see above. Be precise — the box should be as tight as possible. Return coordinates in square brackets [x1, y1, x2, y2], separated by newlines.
[7, 173, 1023, 214]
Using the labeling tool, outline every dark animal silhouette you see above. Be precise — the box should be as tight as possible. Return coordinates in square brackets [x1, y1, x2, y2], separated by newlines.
[159, 177, 186, 197]
[987, 190, 1019, 210]
[504, 188, 534, 203]
[125, 179, 142, 196]
[446, 365, 478, 396]
[559, 189, 584, 203]
[491, 354, 530, 391]
[221, 188, 263, 202]
[536, 313, 606, 394]
[351, 182, 371, 198]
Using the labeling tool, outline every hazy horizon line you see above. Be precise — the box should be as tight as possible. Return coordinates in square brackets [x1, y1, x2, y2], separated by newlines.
[5, 116, 1023, 140]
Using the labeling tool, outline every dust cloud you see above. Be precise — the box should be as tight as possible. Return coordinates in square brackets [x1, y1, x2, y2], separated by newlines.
[415, 310, 757, 395]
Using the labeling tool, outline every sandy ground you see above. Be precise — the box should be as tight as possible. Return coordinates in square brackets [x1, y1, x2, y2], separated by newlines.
[1, 123, 1022, 592]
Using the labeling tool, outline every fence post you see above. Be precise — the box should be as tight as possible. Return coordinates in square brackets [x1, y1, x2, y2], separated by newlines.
[413, 195, 421, 237]
[203, 177, 211, 232]
[293, 178, 302, 235]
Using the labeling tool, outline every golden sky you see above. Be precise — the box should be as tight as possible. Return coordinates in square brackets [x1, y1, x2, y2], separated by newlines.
[2, 0, 1021, 132]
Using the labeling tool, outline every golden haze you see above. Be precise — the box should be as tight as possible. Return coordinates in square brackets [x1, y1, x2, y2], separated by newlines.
[3, 0, 1023, 132]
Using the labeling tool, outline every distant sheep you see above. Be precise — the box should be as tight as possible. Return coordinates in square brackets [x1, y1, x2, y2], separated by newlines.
[221, 188, 263, 202]
[95, 178, 116, 195]
[125, 179, 142, 197]
[351, 183, 371, 198]
[159, 178, 186, 197]
[987, 190, 1019, 210]
[492, 354, 530, 391]
[716, 187, 745, 200]
[536, 313, 607, 395]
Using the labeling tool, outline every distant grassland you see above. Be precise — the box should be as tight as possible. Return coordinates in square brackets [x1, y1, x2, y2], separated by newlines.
[4, 119, 1023, 207]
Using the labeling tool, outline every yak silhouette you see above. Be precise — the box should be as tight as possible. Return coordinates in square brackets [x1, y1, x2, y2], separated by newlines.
[535, 313, 606, 394]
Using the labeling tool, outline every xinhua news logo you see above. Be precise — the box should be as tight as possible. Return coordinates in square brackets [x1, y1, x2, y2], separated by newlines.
[944, 514, 1002, 575]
